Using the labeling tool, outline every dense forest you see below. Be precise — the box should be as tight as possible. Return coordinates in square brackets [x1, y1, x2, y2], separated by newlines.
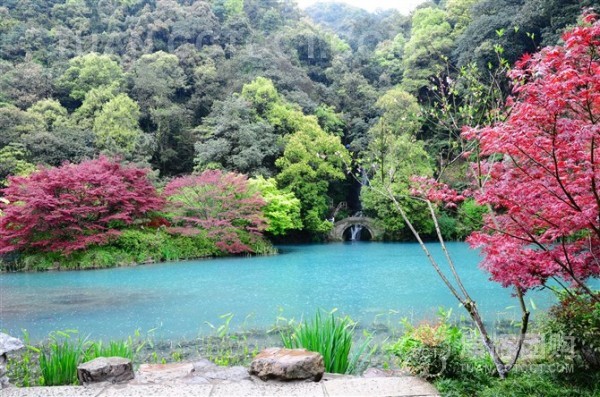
[0, 0, 598, 246]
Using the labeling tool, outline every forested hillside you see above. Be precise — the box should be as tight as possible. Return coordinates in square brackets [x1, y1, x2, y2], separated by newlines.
[0, 0, 597, 242]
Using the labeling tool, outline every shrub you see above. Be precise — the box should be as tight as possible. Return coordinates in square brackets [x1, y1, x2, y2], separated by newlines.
[0, 157, 163, 255]
[164, 170, 267, 254]
[541, 291, 600, 369]
[281, 310, 372, 374]
[388, 315, 464, 379]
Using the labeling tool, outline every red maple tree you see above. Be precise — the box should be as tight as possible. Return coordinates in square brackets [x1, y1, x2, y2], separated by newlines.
[0, 157, 164, 254]
[163, 170, 266, 254]
[464, 13, 600, 294]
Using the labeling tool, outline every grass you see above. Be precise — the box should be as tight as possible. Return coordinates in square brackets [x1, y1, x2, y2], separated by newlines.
[10, 330, 146, 387]
[435, 366, 600, 396]
[2, 228, 276, 271]
[39, 331, 85, 386]
[281, 309, 373, 374]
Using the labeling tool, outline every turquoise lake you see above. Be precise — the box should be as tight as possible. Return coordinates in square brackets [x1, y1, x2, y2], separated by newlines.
[0, 242, 556, 341]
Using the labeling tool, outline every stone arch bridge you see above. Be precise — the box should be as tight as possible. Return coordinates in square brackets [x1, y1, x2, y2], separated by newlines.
[329, 217, 384, 241]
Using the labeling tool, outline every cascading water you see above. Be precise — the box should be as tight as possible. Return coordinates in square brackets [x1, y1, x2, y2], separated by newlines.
[349, 224, 363, 241]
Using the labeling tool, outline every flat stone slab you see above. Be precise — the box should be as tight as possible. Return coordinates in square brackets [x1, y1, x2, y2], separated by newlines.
[0, 377, 438, 397]
[1, 386, 100, 397]
[99, 384, 213, 397]
[211, 379, 325, 397]
[133, 362, 195, 384]
[324, 376, 440, 397]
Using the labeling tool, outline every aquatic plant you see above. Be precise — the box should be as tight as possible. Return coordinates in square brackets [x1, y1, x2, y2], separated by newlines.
[39, 331, 84, 386]
[280, 309, 372, 374]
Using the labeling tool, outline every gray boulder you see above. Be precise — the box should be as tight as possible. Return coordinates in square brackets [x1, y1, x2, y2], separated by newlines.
[0, 333, 24, 389]
[77, 357, 134, 385]
[249, 348, 324, 382]
[0, 333, 24, 356]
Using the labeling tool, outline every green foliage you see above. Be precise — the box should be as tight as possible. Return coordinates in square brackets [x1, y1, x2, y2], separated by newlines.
[93, 94, 143, 156]
[541, 291, 600, 369]
[20, 127, 96, 167]
[276, 125, 350, 235]
[58, 53, 124, 101]
[72, 84, 120, 130]
[39, 331, 84, 386]
[6, 330, 39, 387]
[314, 105, 344, 136]
[373, 88, 422, 136]
[83, 340, 134, 363]
[371, 33, 406, 85]
[0, 143, 35, 186]
[456, 198, 486, 239]
[5, 229, 223, 271]
[402, 7, 454, 94]
[436, 370, 600, 397]
[387, 311, 464, 379]
[361, 134, 434, 239]
[0, 105, 44, 148]
[281, 310, 372, 374]
[194, 95, 278, 176]
[27, 99, 68, 131]
[249, 176, 302, 236]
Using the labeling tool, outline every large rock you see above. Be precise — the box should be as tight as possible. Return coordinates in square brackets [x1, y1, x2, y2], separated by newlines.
[77, 357, 134, 385]
[0, 333, 24, 389]
[249, 348, 324, 382]
[0, 333, 24, 356]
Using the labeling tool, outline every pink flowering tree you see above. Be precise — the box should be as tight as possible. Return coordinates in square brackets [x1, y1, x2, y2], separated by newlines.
[372, 12, 600, 379]
[464, 13, 600, 299]
[163, 170, 267, 254]
[0, 157, 163, 254]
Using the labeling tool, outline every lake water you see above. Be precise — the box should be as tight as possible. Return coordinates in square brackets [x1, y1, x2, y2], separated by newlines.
[0, 242, 556, 341]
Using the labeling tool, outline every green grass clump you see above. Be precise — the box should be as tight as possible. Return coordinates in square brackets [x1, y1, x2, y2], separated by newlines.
[34, 330, 143, 386]
[3, 228, 276, 271]
[281, 310, 371, 374]
[39, 331, 84, 386]
[435, 366, 600, 397]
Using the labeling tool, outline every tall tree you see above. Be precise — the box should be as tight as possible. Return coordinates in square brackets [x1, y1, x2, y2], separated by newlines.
[465, 13, 600, 297]
[57, 53, 124, 102]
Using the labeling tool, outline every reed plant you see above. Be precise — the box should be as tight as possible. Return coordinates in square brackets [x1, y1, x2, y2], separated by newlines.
[281, 309, 372, 374]
[39, 331, 85, 386]
[83, 339, 135, 362]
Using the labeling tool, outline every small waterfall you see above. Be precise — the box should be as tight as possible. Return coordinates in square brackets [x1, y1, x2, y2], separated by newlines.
[350, 224, 363, 241]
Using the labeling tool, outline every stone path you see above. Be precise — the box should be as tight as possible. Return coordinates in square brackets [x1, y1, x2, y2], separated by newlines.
[2, 361, 440, 397]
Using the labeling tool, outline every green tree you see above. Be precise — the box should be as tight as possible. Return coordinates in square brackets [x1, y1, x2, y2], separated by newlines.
[0, 143, 35, 186]
[129, 51, 186, 117]
[276, 123, 350, 235]
[401, 7, 454, 95]
[27, 99, 69, 131]
[373, 87, 422, 135]
[0, 105, 44, 148]
[21, 128, 95, 167]
[372, 33, 406, 85]
[194, 95, 278, 175]
[58, 53, 124, 101]
[249, 176, 302, 236]
[93, 94, 143, 156]
[0, 62, 53, 109]
[72, 84, 121, 130]
[361, 133, 434, 239]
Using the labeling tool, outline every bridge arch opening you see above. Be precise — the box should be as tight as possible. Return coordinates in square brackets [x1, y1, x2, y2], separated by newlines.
[342, 225, 373, 241]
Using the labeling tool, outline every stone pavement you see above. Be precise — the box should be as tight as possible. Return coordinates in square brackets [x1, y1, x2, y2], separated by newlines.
[2, 361, 440, 397]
